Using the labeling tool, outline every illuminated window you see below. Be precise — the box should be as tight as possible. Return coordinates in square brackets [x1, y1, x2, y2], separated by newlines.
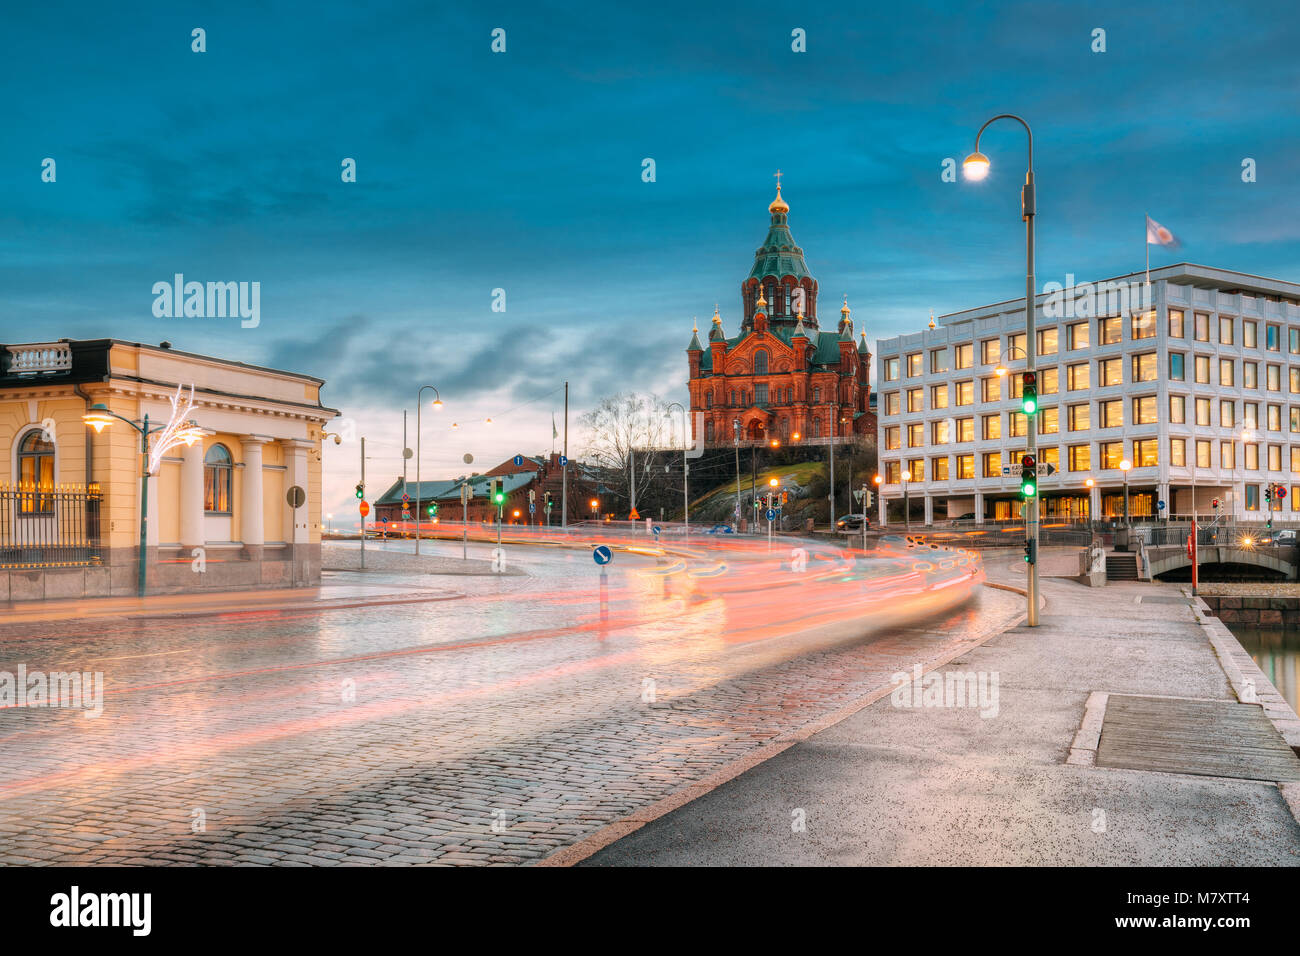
[1243, 320, 1257, 349]
[1168, 309, 1185, 338]
[1170, 438, 1186, 467]
[1131, 312, 1156, 340]
[982, 377, 1001, 403]
[954, 344, 973, 369]
[982, 414, 1001, 441]
[1169, 395, 1186, 424]
[1100, 399, 1123, 429]
[1099, 358, 1122, 386]
[17, 430, 55, 514]
[1099, 441, 1123, 469]
[931, 457, 949, 481]
[956, 454, 974, 479]
[1067, 322, 1089, 350]
[1134, 438, 1158, 468]
[955, 417, 974, 443]
[1219, 358, 1234, 387]
[1197, 439, 1211, 468]
[1067, 363, 1090, 391]
[1068, 403, 1090, 431]
[1131, 352, 1157, 383]
[982, 452, 1001, 478]
[1220, 316, 1234, 345]
[1194, 312, 1210, 341]
[1036, 327, 1058, 356]
[1132, 396, 1158, 425]
[1068, 444, 1090, 472]
[955, 381, 974, 405]
[204, 444, 233, 514]
[981, 339, 1000, 365]
[930, 384, 949, 409]
[1099, 317, 1122, 345]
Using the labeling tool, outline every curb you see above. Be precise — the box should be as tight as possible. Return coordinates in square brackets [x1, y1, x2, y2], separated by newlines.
[537, 579, 1031, 867]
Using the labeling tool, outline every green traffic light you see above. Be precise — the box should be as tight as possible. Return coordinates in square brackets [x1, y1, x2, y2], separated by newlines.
[1021, 481, 1037, 497]
[1022, 397, 1037, 415]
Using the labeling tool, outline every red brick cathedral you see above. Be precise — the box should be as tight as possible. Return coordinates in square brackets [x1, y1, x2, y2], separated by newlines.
[687, 179, 874, 447]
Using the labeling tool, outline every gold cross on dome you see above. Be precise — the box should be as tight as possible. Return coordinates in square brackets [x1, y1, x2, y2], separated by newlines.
[774, 169, 783, 189]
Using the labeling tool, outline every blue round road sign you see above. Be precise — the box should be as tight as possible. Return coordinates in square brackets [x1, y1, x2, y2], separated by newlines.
[652, 525, 661, 536]
[513, 455, 524, 467]
[529, 502, 535, 513]
[559, 455, 568, 467]
[593, 545, 613, 565]
[1157, 499, 1166, 510]
[765, 508, 777, 521]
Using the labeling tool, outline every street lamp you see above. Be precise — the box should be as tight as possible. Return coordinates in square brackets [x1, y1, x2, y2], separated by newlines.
[414, 385, 443, 555]
[83, 386, 204, 597]
[1119, 459, 1132, 527]
[733, 418, 742, 529]
[901, 469, 912, 532]
[963, 112, 1039, 627]
[666, 401, 689, 536]
[993, 344, 1028, 378]
[590, 498, 599, 520]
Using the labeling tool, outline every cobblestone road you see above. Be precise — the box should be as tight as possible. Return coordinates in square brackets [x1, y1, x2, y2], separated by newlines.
[0, 539, 1019, 865]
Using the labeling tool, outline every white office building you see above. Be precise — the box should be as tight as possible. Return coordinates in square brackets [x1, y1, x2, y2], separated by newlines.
[875, 263, 1300, 525]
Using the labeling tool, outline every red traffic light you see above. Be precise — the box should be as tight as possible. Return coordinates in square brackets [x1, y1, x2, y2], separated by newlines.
[1022, 371, 1037, 387]
[1021, 454, 1036, 469]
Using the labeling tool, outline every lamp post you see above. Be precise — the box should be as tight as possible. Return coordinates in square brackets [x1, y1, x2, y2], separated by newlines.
[733, 418, 742, 529]
[873, 473, 882, 526]
[1120, 459, 1132, 527]
[963, 112, 1039, 626]
[84, 386, 204, 598]
[414, 385, 443, 555]
[666, 401, 689, 536]
[901, 470, 912, 532]
[1084, 477, 1095, 523]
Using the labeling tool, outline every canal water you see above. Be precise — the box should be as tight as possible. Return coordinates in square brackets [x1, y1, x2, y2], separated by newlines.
[1227, 625, 1300, 715]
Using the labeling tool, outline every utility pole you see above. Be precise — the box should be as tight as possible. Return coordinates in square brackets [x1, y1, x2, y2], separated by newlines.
[360, 435, 366, 570]
[828, 432, 836, 530]
[561, 381, 568, 530]
[733, 418, 741, 530]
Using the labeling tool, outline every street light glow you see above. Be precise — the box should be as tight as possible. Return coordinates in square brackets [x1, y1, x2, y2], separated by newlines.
[1120, 459, 1132, 472]
[962, 151, 990, 180]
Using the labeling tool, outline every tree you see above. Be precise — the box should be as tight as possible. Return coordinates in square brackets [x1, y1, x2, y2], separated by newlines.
[577, 393, 674, 517]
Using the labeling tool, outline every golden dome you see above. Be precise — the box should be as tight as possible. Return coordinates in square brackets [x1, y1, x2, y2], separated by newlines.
[841, 295, 851, 317]
[756, 286, 767, 309]
[712, 304, 721, 325]
[768, 183, 789, 215]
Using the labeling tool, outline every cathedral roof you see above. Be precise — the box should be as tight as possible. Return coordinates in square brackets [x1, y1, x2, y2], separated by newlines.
[748, 184, 813, 282]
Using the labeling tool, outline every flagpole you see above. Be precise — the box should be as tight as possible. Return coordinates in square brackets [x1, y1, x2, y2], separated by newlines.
[1145, 214, 1150, 289]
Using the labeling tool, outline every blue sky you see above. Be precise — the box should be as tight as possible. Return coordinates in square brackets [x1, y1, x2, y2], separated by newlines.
[3, 0, 1299, 517]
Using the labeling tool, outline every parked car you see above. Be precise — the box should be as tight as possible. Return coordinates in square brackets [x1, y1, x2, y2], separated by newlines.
[835, 514, 870, 532]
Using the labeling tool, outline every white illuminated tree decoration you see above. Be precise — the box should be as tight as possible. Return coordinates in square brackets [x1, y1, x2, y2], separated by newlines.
[147, 385, 203, 475]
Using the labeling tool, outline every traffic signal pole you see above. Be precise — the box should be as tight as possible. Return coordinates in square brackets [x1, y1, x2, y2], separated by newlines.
[1023, 164, 1039, 627]
[360, 436, 366, 570]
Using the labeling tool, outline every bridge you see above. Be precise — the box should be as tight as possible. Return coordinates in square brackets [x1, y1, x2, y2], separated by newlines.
[1146, 542, 1297, 580]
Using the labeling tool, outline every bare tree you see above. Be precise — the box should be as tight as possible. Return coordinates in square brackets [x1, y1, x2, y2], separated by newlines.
[577, 392, 673, 515]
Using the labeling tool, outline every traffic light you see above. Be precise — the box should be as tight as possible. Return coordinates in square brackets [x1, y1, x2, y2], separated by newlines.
[1021, 371, 1038, 416]
[426, 502, 437, 517]
[355, 482, 364, 499]
[1020, 454, 1037, 499]
[491, 480, 505, 506]
[1023, 538, 1036, 564]
[1212, 497, 1220, 511]
[1265, 485, 1273, 503]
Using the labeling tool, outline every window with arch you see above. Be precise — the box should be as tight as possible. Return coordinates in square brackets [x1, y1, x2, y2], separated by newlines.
[812, 418, 822, 438]
[754, 350, 769, 376]
[204, 444, 233, 514]
[813, 386, 822, 403]
[17, 430, 55, 514]
[706, 392, 713, 409]
[705, 420, 715, 443]
[730, 389, 736, 406]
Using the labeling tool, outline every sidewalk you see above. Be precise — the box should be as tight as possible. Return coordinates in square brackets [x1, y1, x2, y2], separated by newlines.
[577, 548, 1300, 865]
[0, 578, 464, 626]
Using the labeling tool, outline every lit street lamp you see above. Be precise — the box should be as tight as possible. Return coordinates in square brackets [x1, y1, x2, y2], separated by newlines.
[901, 469, 912, 532]
[963, 112, 1039, 626]
[84, 386, 204, 597]
[414, 385, 443, 555]
[1120, 459, 1132, 527]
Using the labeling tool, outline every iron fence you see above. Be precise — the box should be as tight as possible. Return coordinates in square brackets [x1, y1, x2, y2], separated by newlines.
[0, 482, 103, 569]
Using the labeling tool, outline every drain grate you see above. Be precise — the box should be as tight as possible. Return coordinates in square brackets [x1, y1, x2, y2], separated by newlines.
[1095, 694, 1300, 781]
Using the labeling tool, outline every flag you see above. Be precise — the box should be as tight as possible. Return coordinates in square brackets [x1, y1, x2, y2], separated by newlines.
[1146, 215, 1179, 248]
[552, 414, 558, 440]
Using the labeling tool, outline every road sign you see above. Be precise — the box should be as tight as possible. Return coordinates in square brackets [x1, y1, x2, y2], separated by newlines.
[765, 508, 777, 521]
[853, 489, 864, 502]
[559, 455, 568, 467]
[1157, 499, 1166, 510]
[286, 485, 306, 509]
[513, 455, 524, 467]
[401, 493, 410, 503]
[593, 545, 612, 565]
[402, 448, 413, 460]
[652, 525, 661, 536]
[402, 510, 411, 520]
[1036, 463, 1057, 477]
[629, 508, 641, 520]
[359, 501, 370, 518]
[529, 503, 535, 513]
[461, 484, 470, 504]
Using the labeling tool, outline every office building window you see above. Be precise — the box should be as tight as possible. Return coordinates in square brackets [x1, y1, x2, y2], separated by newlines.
[1068, 444, 1090, 472]
[884, 426, 900, 450]
[1134, 438, 1158, 468]
[1037, 327, 1058, 356]
[906, 352, 922, 377]
[982, 377, 1001, 403]
[956, 454, 974, 479]
[981, 339, 1000, 365]
[1221, 441, 1235, 470]
[1268, 365, 1282, 391]
[1194, 312, 1210, 341]
[1169, 394, 1186, 424]
[907, 388, 923, 413]
[955, 343, 973, 369]
[1099, 399, 1123, 429]
[956, 417, 974, 442]
[1196, 398, 1211, 426]
[930, 348, 948, 373]
[932, 420, 950, 444]
[1170, 438, 1186, 467]
[955, 381, 974, 405]
[1067, 321, 1090, 350]
[932, 457, 949, 481]
[982, 414, 1001, 441]
[1196, 439, 1211, 468]
[1169, 353, 1185, 381]
[907, 423, 924, 447]
[1067, 362, 1089, 391]
[1099, 358, 1122, 386]
[884, 357, 899, 381]
[1168, 308, 1185, 338]
[1099, 441, 1124, 469]
[1220, 316, 1234, 345]
[931, 384, 949, 408]
[1040, 367, 1058, 394]
[1131, 311, 1156, 340]
[1131, 352, 1157, 383]
[1244, 362, 1258, 389]
[1099, 317, 1122, 345]
[1039, 407, 1059, 434]
[1221, 400, 1235, 428]
[1068, 403, 1090, 431]
[982, 452, 1001, 478]
[1220, 358, 1234, 387]
[1133, 396, 1158, 425]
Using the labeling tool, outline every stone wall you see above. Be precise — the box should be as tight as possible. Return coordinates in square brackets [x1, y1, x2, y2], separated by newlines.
[1200, 595, 1300, 627]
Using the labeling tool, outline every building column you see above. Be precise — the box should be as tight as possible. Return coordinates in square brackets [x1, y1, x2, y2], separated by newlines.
[179, 439, 206, 548]
[281, 439, 312, 545]
[974, 492, 985, 526]
[240, 436, 269, 556]
[923, 495, 934, 527]
[1090, 484, 1101, 520]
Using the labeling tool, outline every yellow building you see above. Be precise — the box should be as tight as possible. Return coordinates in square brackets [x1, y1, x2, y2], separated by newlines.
[0, 339, 339, 598]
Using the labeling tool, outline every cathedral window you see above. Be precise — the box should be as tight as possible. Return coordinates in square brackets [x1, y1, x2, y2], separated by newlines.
[813, 386, 821, 403]
[754, 350, 769, 375]
[705, 420, 714, 442]
[812, 418, 822, 438]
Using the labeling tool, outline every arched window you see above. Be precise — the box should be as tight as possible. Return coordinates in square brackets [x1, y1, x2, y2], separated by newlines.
[706, 392, 713, 409]
[813, 386, 821, 403]
[705, 420, 715, 443]
[730, 389, 736, 406]
[812, 418, 822, 438]
[17, 430, 55, 513]
[204, 444, 233, 514]
[754, 350, 769, 376]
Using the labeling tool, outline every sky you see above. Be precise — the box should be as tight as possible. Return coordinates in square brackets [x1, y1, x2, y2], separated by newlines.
[3, 0, 1300, 521]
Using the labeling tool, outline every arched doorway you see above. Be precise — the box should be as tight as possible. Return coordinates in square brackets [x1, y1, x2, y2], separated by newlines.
[746, 420, 765, 440]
